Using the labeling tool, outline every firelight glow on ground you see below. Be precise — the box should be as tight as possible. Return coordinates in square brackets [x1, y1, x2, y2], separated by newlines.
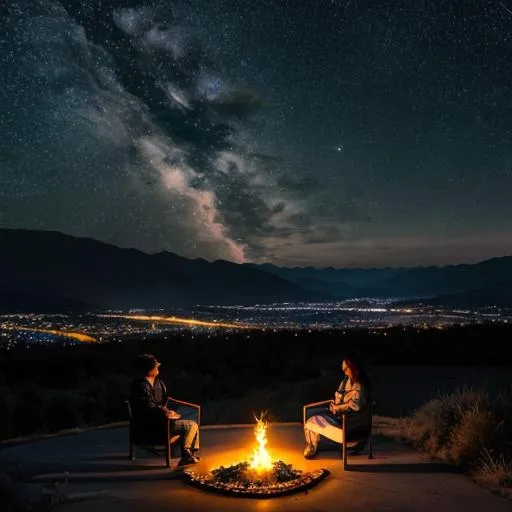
[183, 416, 329, 498]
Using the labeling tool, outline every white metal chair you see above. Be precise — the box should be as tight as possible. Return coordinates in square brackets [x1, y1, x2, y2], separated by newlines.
[303, 398, 374, 470]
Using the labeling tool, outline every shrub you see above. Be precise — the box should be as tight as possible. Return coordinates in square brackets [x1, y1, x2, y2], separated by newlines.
[400, 386, 512, 496]
[0, 392, 15, 440]
[448, 406, 495, 466]
[401, 387, 492, 457]
[474, 450, 512, 499]
[43, 395, 83, 432]
[0, 461, 33, 512]
[82, 374, 126, 424]
[10, 383, 44, 437]
[0, 471, 16, 512]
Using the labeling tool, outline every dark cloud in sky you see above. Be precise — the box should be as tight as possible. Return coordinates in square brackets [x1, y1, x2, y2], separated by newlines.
[1, 0, 512, 267]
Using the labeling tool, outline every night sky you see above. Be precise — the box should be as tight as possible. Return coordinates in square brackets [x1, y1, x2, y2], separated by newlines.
[1, 0, 512, 267]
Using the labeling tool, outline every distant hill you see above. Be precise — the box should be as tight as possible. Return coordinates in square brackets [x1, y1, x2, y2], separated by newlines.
[248, 263, 401, 296]
[0, 285, 94, 313]
[404, 281, 512, 309]
[0, 229, 331, 311]
[250, 257, 512, 306]
[373, 258, 512, 297]
[1, 228, 511, 311]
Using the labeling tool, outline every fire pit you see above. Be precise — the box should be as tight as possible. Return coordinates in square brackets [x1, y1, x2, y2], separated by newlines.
[184, 413, 329, 498]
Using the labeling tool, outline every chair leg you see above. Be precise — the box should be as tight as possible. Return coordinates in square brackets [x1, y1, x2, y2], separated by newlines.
[342, 415, 347, 470]
[129, 430, 135, 461]
[165, 417, 172, 467]
[368, 405, 375, 460]
[165, 442, 171, 468]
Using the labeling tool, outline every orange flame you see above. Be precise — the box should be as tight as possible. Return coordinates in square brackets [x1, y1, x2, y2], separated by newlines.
[248, 412, 273, 473]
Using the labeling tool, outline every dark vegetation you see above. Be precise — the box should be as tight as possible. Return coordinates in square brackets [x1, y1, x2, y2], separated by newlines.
[0, 324, 510, 441]
[400, 387, 512, 498]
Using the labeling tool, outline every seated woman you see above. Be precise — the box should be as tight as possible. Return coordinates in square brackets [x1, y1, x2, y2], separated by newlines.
[304, 349, 370, 459]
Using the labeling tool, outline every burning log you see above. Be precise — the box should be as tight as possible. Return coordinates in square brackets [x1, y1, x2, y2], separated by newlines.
[185, 460, 328, 497]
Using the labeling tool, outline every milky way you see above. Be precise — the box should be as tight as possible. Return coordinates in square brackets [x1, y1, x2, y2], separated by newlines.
[1, 0, 512, 267]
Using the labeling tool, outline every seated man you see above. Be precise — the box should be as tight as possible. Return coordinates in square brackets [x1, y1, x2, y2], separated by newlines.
[129, 353, 199, 465]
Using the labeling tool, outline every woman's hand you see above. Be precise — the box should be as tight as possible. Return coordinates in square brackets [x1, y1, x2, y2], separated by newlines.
[329, 402, 346, 414]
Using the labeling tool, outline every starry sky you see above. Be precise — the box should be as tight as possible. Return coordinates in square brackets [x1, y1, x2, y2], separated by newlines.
[1, 0, 512, 267]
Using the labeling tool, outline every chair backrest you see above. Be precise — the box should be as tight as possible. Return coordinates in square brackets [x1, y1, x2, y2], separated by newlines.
[344, 379, 374, 435]
[125, 400, 133, 421]
[368, 401, 376, 429]
[361, 375, 374, 417]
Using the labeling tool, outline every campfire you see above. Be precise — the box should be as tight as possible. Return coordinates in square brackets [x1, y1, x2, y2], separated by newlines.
[184, 413, 329, 498]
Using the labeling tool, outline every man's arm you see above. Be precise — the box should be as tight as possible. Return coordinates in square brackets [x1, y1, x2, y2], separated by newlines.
[157, 379, 167, 406]
[156, 380, 181, 419]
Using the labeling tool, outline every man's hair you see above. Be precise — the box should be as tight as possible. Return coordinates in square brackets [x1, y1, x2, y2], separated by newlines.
[135, 353, 159, 375]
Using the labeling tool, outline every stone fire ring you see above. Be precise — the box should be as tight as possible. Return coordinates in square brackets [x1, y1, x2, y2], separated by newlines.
[183, 467, 330, 498]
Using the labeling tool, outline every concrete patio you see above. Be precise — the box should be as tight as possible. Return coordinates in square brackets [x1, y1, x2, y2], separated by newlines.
[1, 419, 509, 512]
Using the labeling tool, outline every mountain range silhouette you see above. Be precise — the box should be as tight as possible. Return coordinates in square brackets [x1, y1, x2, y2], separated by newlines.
[1, 228, 511, 312]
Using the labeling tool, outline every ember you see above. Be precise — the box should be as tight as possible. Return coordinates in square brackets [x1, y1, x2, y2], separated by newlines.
[184, 413, 329, 498]
[184, 461, 328, 498]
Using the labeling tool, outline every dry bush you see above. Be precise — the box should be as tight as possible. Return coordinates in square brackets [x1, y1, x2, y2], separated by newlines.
[0, 471, 16, 512]
[400, 386, 512, 496]
[43, 394, 83, 432]
[0, 461, 34, 512]
[473, 450, 512, 499]
[400, 387, 491, 457]
[448, 406, 495, 466]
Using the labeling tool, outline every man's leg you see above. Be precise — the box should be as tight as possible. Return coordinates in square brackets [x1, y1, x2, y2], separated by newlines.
[173, 419, 199, 463]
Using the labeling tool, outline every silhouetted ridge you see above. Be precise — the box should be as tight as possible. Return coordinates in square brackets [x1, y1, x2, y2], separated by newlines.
[0, 228, 330, 311]
[248, 255, 512, 305]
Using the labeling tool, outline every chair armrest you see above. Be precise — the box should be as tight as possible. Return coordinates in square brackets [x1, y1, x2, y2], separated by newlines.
[303, 400, 331, 424]
[340, 400, 376, 416]
[167, 396, 201, 425]
[167, 396, 200, 409]
[304, 400, 331, 408]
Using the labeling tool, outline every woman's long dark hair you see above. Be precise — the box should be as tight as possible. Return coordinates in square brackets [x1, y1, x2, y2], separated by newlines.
[343, 349, 370, 396]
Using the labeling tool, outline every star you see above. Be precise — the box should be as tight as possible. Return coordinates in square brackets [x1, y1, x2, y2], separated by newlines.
[1, 0, 511, 267]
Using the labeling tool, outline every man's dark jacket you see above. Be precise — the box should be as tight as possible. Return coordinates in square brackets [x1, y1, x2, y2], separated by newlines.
[129, 377, 169, 443]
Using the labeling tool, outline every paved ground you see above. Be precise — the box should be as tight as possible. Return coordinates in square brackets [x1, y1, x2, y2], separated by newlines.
[1, 419, 509, 512]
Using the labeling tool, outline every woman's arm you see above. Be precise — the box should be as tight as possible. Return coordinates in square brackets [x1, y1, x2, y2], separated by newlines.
[332, 382, 365, 413]
[330, 402, 351, 414]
